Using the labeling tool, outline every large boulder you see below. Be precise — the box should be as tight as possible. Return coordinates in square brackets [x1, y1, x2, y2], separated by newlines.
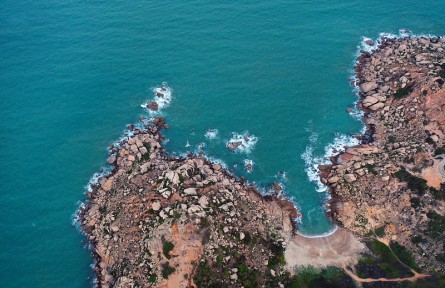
[101, 177, 114, 192]
[363, 96, 379, 107]
[139, 146, 148, 155]
[198, 195, 209, 208]
[152, 201, 161, 211]
[360, 81, 378, 93]
[106, 155, 116, 164]
[140, 162, 151, 174]
[166, 170, 180, 185]
[183, 188, 197, 196]
[344, 174, 357, 182]
[369, 102, 385, 111]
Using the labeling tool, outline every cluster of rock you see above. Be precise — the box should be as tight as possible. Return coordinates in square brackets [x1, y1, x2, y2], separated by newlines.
[80, 117, 298, 287]
[321, 36, 445, 271]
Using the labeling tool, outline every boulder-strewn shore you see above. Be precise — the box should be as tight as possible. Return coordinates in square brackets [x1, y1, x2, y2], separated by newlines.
[79, 35, 445, 287]
[79, 117, 300, 287]
[321, 35, 445, 272]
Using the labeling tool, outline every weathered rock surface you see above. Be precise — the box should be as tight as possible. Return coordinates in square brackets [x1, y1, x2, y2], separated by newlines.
[80, 117, 299, 288]
[324, 35, 445, 272]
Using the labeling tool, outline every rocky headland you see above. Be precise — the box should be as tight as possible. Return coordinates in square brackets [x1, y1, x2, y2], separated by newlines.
[79, 117, 305, 287]
[79, 34, 445, 288]
[320, 35, 445, 273]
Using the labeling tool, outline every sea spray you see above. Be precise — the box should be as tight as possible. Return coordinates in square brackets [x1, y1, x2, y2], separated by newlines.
[297, 225, 338, 238]
[226, 131, 258, 153]
[141, 83, 172, 114]
[204, 129, 219, 140]
[301, 130, 361, 193]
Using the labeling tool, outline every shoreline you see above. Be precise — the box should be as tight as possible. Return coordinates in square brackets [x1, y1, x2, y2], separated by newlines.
[76, 31, 445, 286]
[321, 31, 445, 272]
[78, 116, 301, 287]
[296, 224, 338, 239]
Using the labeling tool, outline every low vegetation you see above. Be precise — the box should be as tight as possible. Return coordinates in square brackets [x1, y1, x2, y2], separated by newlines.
[394, 169, 427, 195]
[393, 86, 413, 99]
[425, 211, 445, 239]
[389, 241, 420, 271]
[161, 262, 175, 279]
[356, 240, 413, 279]
[162, 241, 174, 259]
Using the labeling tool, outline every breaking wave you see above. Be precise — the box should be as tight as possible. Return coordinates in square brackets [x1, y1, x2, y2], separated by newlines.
[140, 82, 172, 114]
[204, 129, 219, 140]
[243, 159, 253, 173]
[301, 130, 360, 193]
[297, 225, 338, 238]
[226, 131, 258, 153]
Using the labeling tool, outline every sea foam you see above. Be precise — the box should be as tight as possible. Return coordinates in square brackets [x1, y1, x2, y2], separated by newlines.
[204, 129, 219, 140]
[140, 82, 172, 114]
[226, 131, 258, 153]
[301, 130, 360, 193]
[297, 225, 339, 238]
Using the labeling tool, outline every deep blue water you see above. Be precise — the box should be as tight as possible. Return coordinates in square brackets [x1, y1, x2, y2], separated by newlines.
[1, 1, 444, 286]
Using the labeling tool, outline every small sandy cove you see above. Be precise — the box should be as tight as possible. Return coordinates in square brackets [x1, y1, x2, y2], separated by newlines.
[285, 228, 365, 268]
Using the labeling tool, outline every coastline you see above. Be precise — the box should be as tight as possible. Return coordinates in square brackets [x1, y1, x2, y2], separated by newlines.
[321, 32, 445, 272]
[76, 31, 445, 286]
[78, 116, 301, 287]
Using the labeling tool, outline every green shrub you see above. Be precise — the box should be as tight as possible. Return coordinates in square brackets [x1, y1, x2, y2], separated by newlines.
[436, 253, 445, 263]
[288, 266, 353, 288]
[364, 164, 378, 175]
[393, 86, 413, 99]
[390, 241, 420, 271]
[374, 225, 386, 237]
[215, 255, 223, 266]
[237, 263, 259, 288]
[410, 197, 421, 208]
[411, 235, 423, 244]
[434, 147, 445, 155]
[268, 241, 286, 269]
[193, 260, 221, 287]
[430, 187, 445, 201]
[162, 241, 174, 259]
[426, 211, 445, 239]
[161, 262, 175, 279]
[439, 64, 445, 79]
[148, 274, 157, 283]
[394, 169, 428, 195]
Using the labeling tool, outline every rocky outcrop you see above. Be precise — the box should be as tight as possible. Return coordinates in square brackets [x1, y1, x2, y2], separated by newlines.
[323, 36, 445, 272]
[80, 117, 299, 288]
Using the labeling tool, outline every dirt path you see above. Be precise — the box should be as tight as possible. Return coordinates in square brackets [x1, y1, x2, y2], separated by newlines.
[343, 266, 430, 283]
[343, 239, 430, 283]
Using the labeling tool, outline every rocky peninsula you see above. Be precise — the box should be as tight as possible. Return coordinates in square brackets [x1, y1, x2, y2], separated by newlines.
[80, 34, 445, 288]
[79, 117, 306, 287]
[320, 34, 445, 274]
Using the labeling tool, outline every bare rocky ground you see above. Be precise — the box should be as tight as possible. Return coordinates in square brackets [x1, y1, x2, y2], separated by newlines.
[320, 35, 445, 272]
[80, 117, 300, 288]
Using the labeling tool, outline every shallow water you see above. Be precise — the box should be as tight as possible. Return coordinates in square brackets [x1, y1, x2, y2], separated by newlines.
[1, 0, 444, 286]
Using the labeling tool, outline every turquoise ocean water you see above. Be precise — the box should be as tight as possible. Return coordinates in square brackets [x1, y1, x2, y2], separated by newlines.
[1, 1, 444, 286]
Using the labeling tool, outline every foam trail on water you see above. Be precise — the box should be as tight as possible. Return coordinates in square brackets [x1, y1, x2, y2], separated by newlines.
[205, 129, 219, 140]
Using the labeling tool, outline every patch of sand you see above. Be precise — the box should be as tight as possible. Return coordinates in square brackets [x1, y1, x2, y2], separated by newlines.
[158, 223, 203, 288]
[422, 159, 442, 189]
[284, 228, 365, 269]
